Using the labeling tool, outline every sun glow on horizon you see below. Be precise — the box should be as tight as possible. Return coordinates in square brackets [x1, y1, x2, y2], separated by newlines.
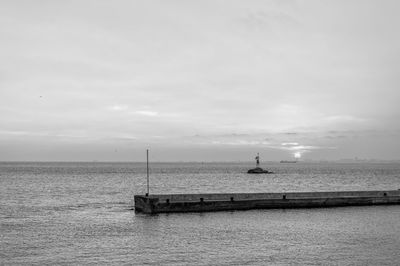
[294, 152, 301, 159]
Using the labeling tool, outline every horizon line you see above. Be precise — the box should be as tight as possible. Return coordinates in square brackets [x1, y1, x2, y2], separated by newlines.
[1, 159, 400, 163]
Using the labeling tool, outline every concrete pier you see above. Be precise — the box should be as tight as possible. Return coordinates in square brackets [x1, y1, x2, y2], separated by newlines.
[134, 190, 400, 214]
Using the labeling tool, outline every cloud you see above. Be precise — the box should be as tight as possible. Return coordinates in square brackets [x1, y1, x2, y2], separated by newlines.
[134, 110, 159, 117]
[0, 129, 89, 140]
[281, 142, 299, 146]
[108, 105, 129, 111]
[280, 145, 320, 151]
[106, 136, 137, 142]
[0, 130, 30, 136]
[210, 140, 270, 146]
[107, 105, 159, 117]
[324, 115, 366, 123]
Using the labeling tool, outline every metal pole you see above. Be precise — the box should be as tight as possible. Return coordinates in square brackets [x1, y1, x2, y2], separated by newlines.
[146, 149, 149, 196]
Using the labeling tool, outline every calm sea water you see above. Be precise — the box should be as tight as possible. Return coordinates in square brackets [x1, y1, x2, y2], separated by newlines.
[1, 162, 400, 265]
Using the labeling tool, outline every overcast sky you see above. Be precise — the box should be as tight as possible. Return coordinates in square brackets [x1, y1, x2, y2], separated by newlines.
[1, 0, 400, 161]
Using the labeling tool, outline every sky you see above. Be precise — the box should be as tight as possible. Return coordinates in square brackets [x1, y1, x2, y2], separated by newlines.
[1, 0, 400, 161]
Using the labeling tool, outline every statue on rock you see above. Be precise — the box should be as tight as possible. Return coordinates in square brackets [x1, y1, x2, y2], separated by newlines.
[247, 153, 273, 174]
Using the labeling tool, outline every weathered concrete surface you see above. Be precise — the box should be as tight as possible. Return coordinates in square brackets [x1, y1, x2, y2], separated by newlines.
[134, 190, 400, 214]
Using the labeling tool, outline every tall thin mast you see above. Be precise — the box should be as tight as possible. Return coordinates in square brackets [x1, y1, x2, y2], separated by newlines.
[146, 149, 149, 196]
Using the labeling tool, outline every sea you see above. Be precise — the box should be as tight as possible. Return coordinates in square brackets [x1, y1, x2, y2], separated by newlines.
[1, 161, 400, 265]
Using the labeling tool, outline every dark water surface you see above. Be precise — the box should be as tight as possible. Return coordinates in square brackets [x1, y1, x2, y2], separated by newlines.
[1, 162, 400, 265]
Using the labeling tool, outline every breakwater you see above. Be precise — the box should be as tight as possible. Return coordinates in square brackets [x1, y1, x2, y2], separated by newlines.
[134, 190, 400, 214]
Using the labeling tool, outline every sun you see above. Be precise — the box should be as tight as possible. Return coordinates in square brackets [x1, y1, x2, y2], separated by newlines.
[294, 152, 301, 159]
